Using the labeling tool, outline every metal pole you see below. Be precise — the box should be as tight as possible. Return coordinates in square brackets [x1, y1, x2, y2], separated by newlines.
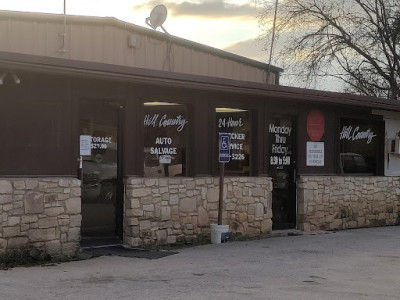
[266, 0, 279, 84]
[218, 162, 225, 225]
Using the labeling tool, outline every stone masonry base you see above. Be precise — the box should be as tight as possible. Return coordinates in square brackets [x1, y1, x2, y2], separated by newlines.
[297, 176, 400, 231]
[124, 177, 273, 247]
[0, 178, 81, 257]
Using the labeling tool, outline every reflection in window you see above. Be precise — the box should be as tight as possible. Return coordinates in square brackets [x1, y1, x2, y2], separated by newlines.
[339, 118, 379, 174]
[143, 102, 188, 177]
[216, 108, 251, 176]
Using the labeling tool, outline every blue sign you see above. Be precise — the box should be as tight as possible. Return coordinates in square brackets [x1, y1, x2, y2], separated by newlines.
[219, 134, 230, 163]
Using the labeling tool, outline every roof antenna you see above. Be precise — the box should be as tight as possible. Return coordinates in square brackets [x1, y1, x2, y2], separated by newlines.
[146, 5, 169, 34]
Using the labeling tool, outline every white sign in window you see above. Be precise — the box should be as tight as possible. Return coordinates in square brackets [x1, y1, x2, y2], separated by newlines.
[80, 135, 92, 156]
[306, 142, 324, 166]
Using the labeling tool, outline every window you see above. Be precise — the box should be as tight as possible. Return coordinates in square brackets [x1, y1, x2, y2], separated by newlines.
[339, 118, 380, 174]
[216, 108, 251, 175]
[143, 102, 188, 177]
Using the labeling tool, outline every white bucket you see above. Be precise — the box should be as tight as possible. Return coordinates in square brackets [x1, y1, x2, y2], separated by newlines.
[210, 224, 229, 244]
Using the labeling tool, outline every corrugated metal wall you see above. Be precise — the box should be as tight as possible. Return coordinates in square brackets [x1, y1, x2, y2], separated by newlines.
[0, 13, 275, 84]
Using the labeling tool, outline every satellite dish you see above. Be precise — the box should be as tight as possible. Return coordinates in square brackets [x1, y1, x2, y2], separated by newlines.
[146, 5, 169, 34]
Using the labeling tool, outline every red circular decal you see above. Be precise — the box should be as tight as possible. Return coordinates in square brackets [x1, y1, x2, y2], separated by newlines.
[307, 110, 325, 141]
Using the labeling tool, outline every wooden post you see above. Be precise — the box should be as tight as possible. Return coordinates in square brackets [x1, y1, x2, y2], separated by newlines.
[218, 162, 225, 225]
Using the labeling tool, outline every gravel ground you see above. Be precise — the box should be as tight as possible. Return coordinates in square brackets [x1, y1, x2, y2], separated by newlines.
[0, 226, 399, 300]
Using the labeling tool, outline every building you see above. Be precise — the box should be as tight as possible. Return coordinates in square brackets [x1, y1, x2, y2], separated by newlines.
[0, 10, 399, 256]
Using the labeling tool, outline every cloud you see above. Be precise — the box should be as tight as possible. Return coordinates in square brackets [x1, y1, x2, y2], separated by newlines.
[223, 38, 268, 61]
[133, 0, 256, 19]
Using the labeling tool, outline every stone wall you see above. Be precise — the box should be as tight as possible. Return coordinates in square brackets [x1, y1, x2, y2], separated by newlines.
[124, 177, 273, 247]
[297, 176, 400, 231]
[0, 178, 81, 256]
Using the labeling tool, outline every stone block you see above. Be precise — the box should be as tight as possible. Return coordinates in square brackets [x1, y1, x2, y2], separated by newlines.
[68, 227, 80, 242]
[304, 189, 314, 201]
[0, 180, 12, 194]
[207, 202, 218, 210]
[24, 192, 44, 213]
[70, 215, 82, 227]
[7, 216, 20, 227]
[126, 218, 139, 226]
[7, 237, 29, 249]
[373, 192, 385, 201]
[348, 221, 357, 228]
[143, 204, 154, 212]
[156, 230, 168, 245]
[233, 186, 243, 198]
[44, 207, 65, 216]
[65, 198, 81, 214]
[197, 206, 209, 227]
[140, 196, 154, 205]
[44, 194, 57, 203]
[0, 195, 12, 204]
[161, 206, 171, 221]
[58, 179, 70, 187]
[226, 203, 236, 211]
[180, 197, 196, 213]
[132, 209, 143, 217]
[38, 217, 58, 229]
[243, 197, 254, 204]
[139, 220, 151, 231]
[13, 181, 26, 190]
[29, 228, 56, 242]
[71, 188, 81, 197]
[251, 187, 265, 197]
[170, 194, 179, 205]
[167, 235, 177, 244]
[245, 226, 260, 237]
[62, 242, 78, 256]
[0, 238, 7, 252]
[261, 219, 272, 233]
[21, 215, 38, 224]
[3, 226, 21, 238]
[130, 188, 152, 198]
[248, 204, 256, 215]
[255, 203, 264, 219]
[45, 240, 62, 255]
[206, 187, 219, 203]
[127, 199, 140, 209]
[58, 219, 70, 226]
[25, 180, 38, 190]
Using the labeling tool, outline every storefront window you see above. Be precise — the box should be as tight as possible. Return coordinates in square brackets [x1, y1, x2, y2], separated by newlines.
[144, 102, 188, 177]
[339, 118, 380, 174]
[216, 108, 251, 175]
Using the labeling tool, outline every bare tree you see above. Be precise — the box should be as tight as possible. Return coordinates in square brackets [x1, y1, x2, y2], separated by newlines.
[257, 0, 400, 100]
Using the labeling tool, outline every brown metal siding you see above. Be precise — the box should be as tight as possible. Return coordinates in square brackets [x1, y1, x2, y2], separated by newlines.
[0, 73, 73, 175]
[0, 14, 272, 84]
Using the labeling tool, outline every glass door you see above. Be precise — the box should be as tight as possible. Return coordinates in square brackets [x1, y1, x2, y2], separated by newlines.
[268, 115, 297, 230]
[79, 100, 120, 237]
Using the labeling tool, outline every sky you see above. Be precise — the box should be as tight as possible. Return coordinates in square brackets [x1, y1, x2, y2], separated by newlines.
[0, 0, 269, 62]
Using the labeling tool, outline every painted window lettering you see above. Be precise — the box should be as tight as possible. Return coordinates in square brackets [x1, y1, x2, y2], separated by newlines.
[144, 114, 188, 132]
[269, 122, 293, 167]
[339, 126, 376, 144]
[216, 108, 251, 175]
[218, 117, 244, 128]
[91, 136, 112, 150]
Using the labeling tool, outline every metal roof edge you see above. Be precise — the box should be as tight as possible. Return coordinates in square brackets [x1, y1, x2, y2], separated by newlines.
[0, 51, 398, 112]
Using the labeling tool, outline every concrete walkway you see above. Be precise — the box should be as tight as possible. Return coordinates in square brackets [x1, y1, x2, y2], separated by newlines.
[1, 226, 399, 300]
